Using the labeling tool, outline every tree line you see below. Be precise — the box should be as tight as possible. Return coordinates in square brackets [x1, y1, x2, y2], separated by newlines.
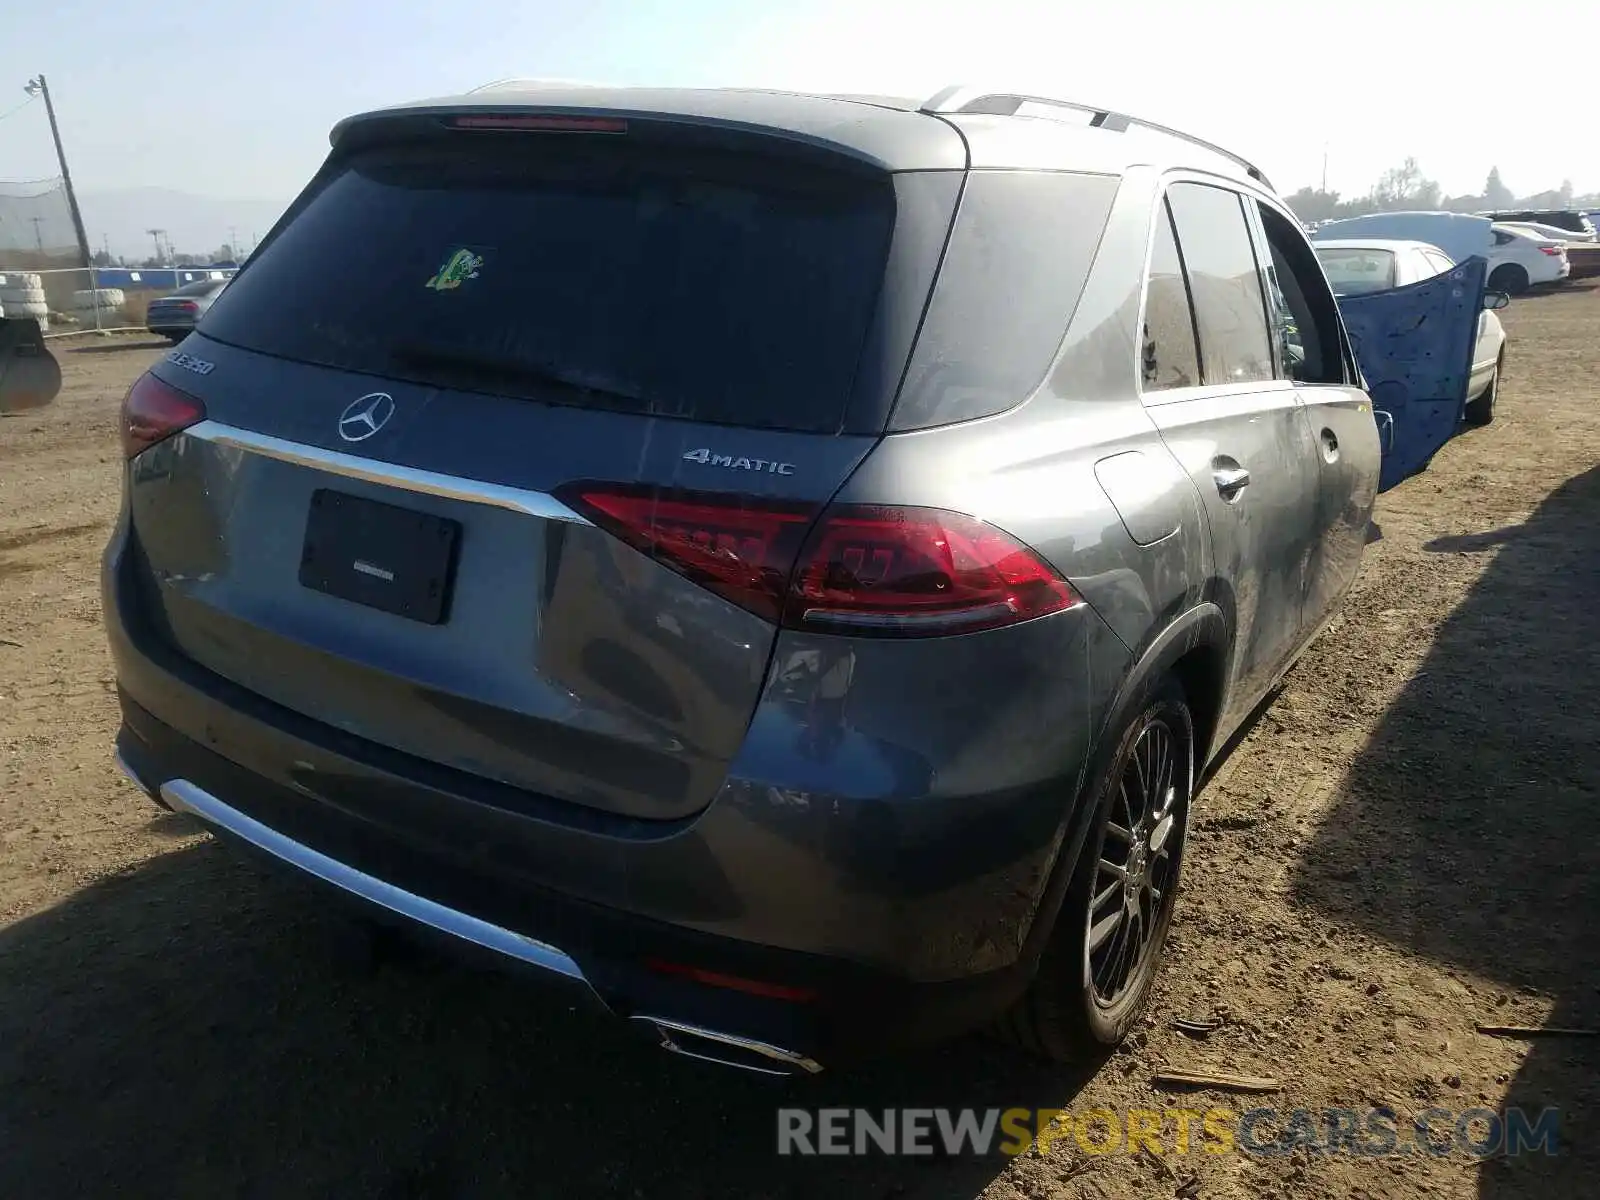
[1284, 163, 1596, 223]
[88, 243, 243, 269]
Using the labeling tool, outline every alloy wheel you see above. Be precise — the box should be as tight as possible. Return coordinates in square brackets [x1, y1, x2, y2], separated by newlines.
[1087, 715, 1185, 1006]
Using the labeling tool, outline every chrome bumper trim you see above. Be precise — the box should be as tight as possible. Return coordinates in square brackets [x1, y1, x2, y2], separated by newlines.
[158, 778, 589, 983]
[181, 420, 590, 524]
[632, 1015, 824, 1076]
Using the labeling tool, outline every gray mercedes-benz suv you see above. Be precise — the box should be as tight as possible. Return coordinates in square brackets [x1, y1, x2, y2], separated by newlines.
[103, 82, 1474, 1075]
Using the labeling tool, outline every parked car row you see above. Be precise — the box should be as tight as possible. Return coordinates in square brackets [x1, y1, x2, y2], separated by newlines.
[1311, 210, 1574, 294]
[1313, 238, 1507, 424]
[1475, 208, 1597, 242]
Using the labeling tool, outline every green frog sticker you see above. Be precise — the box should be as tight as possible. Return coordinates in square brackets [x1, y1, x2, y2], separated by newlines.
[426, 248, 484, 292]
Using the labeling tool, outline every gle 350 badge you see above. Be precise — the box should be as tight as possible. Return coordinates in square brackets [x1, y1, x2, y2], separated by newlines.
[166, 350, 215, 376]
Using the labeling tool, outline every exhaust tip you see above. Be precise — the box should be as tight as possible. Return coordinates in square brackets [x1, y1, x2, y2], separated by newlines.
[632, 1015, 823, 1076]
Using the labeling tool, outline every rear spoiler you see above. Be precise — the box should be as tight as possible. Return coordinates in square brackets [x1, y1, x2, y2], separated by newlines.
[326, 94, 964, 175]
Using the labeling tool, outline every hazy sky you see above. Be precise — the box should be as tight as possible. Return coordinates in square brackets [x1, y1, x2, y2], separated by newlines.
[2, 0, 1593, 207]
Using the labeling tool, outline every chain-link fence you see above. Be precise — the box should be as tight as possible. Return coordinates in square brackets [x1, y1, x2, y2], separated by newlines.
[0, 265, 236, 335]
[0, 177, 81, 269]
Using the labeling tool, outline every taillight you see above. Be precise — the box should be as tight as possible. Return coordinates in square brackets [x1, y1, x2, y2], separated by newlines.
[120, 372, 205, 459]
[788, 505, 1081, 636]
[559, 485, 1081, 637]
[559, 485, 816, 623]
[175, 300, 200, 312]
[1540, 245, 1563, 256]
[447, 114, 628, 133]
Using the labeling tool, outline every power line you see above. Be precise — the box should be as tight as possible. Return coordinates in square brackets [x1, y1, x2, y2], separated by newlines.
[0, 93, 39, 123]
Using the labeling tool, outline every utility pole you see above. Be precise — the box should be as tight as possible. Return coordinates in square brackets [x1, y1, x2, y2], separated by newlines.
[1321, 143, 1329, 194]
[23, 75, 92, 269]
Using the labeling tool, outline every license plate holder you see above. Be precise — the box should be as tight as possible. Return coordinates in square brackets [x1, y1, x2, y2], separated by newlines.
[299, 489, 461, 625]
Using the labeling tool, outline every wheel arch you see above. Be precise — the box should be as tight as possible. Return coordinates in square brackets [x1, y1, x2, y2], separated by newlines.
[1015, 601, 1231, 972]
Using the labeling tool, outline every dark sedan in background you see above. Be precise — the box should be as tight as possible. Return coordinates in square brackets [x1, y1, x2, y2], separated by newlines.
[146, 277, 229, 343]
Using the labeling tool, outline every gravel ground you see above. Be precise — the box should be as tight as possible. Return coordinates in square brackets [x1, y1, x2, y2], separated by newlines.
[2, 288, 1597, 1199]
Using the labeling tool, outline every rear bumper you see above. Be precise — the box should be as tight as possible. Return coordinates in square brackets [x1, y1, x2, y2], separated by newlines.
[113, 687, 1043, 1071]
[116, 744, 818, 1075]
[103, 504, 1131, 1068]
[146, 317, 197, 337]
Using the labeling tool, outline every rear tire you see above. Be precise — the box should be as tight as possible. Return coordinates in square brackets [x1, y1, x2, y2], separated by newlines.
[1464, 356, 1501, 426]
[1488, 264, 1529, 295]
[997, 676, 1194, 1061]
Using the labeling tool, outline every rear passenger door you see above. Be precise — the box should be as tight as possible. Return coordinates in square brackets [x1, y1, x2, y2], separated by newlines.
[1249, 200, 1381, 632]
[1139, 180, 1320, 731]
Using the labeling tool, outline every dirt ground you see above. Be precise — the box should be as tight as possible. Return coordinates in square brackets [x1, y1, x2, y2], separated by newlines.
[1, 289, 1597, 1200]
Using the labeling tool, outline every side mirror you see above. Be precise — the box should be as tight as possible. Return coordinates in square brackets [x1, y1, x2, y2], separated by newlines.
[1483, 291, 1511, 311]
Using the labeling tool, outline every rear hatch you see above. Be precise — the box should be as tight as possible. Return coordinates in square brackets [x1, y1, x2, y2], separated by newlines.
[124, 113, 955, 821]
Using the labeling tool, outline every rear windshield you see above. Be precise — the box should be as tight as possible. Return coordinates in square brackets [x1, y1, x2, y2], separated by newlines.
[172, 279, 226, 298]
[200, 139, 896, 433]
[1315, 248, 1397, 295]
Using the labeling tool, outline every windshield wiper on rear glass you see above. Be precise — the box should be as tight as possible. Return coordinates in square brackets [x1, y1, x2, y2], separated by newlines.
[387, 341, 651, 413]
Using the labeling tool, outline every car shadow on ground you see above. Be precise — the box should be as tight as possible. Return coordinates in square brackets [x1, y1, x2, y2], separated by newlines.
[1289, 465, 1600, 1197]
[65, 338, 171, 354]
[0, 833, 1099, 1198]
[1517, 281, 1598, 299]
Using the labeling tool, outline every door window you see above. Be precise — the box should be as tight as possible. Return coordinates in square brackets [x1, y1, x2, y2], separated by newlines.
[1165, 183, 1275, 385]
[1421, 250, 1456, 277]
[1250, 202, 1348, 386]
[1139, 198, 1202, 391]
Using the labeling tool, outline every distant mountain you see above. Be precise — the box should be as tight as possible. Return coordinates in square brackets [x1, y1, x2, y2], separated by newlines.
[76, 187, 292, 261]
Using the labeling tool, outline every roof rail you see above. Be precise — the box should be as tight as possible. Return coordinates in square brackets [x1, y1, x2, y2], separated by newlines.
[920, 85, 1272, 190]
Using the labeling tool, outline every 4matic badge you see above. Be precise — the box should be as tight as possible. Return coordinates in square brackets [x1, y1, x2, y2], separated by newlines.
[682, 448, 795, 476]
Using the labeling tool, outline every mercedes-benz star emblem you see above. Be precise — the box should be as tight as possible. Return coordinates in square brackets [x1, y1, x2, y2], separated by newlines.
[337, 392, 396, 442]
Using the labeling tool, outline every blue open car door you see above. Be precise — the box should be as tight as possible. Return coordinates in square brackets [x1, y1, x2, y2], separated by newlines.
[1335, 255, 1488, 492]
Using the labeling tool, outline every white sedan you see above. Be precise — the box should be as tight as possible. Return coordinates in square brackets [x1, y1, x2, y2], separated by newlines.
[1498, 219, 1596, 244]
[1489, 224, 1571, 292]
[1315, 238, 1506, 426]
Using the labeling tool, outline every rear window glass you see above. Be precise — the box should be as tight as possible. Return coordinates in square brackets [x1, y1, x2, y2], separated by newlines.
[890, 170, 1118, 430]
[200, 139, 896, 433]
[173, 279, 225, 298]
[1315, 248, 1398, 295]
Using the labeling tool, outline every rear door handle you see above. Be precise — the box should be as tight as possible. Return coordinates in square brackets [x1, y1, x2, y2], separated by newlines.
[1212, 465, 1251, 499]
